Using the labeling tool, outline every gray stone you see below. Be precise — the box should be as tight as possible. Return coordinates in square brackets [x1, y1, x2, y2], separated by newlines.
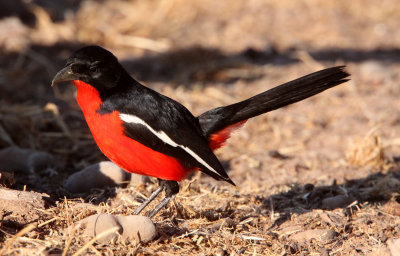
[0, 146, 54, 173]
[321, 195, 356, 210]
[116, 215, 157, 243]
[65, 161, 131, 193]
[80, 214, 122, 243]
[77, 214, 157, 244]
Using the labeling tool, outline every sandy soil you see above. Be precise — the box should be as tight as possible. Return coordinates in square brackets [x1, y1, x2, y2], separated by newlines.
[0, 0, 400, 255]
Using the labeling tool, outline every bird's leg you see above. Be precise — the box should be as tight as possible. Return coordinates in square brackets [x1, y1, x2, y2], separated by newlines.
[133, 179, 179, 216]
[148, 180, 179, 218]
[133, 185, 163, 215]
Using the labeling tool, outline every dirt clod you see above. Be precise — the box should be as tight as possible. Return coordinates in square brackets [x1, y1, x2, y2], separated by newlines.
[321, 195, 357, 210]
[116, 215, 157, 243]
[0, 146, 55, 173]
[77, 214, 156, 244]
[64, 161, 132, 193]
[0, 188, 49, 224]
[80, 214, 122, 243]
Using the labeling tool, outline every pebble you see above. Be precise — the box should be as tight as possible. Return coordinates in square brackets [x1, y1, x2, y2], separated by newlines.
[0, 146, 55, 173]
[65, 161, 133, 193]
[81, 214, 122, 243]
[78, 214, 157, 243]
[321, 195, 356, 210]
[116, 215, 157, 242]
[130, 171, 148, 186]
[290, 229, 337, 244]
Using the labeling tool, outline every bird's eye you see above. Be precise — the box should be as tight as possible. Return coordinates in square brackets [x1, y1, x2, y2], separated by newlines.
[88, 61, 101, 73]
[89, 65, 97, 72]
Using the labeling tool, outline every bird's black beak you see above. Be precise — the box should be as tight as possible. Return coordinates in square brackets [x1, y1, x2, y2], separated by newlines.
[51, 64, 79, 87]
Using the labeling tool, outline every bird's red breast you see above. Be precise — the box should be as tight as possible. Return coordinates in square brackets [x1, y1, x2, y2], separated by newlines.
[73, 80, 189, 181]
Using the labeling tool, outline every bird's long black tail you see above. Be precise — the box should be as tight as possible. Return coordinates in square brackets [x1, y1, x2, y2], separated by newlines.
[198, 66, 350, 137]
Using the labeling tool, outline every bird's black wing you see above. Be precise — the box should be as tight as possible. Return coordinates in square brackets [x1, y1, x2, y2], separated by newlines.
[98, 83, 234, 184]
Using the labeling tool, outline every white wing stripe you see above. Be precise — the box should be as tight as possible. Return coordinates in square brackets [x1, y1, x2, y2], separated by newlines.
[119, 113, 221, 176]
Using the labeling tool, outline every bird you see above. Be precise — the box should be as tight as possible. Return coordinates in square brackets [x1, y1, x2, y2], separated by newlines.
[52, 45, 349, 218]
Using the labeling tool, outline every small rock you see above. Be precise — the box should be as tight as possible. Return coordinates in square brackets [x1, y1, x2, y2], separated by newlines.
[116, 215, 157, 243]
[321, 195, 357, 210]
[290, 229, 337, 244]
[388, 238, 400, 256]
[129, 172, 147, 186]
[0, 146, 55, 173]
[28, 151, 56, 173]
[77, 214, 156, 244]
[65, 161, 132, 193]
[81, 214, 122, 243]
[0, 147, 31, 173]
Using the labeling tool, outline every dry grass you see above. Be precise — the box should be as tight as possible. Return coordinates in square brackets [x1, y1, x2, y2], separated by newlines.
[346, 131, 386, 169]
[1, 0, 400, 255]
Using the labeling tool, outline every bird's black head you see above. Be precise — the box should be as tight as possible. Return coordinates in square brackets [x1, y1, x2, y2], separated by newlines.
[52, 45, 123, 92]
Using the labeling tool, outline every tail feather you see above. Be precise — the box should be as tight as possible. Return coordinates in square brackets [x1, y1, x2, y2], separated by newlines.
[198, 66, 350, 138]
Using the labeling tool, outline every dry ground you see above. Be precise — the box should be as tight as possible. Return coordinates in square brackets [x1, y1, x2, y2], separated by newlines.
[1, 0, 400, 255]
